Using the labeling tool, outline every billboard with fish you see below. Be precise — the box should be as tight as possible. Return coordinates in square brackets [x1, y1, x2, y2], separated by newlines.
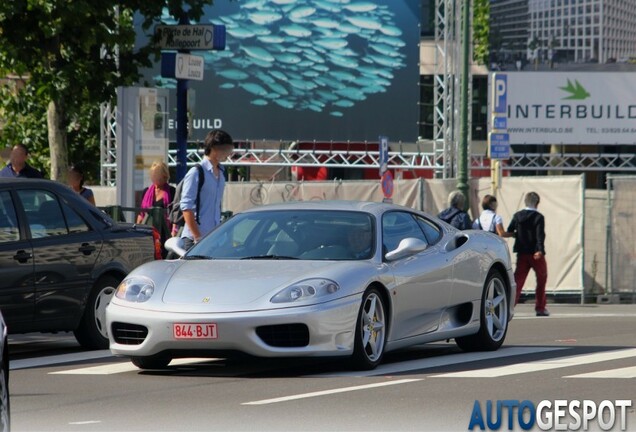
[139, 0, 420, 143]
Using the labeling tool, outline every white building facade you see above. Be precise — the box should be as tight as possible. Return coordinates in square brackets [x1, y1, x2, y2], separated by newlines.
[529, 0, 636, 63]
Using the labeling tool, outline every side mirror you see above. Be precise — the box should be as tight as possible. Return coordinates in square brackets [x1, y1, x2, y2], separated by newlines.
[385, 237, 428, 261]
[164, 237, 187, 258]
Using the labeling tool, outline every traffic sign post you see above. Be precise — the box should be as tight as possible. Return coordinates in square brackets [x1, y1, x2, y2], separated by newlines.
[379, 135, 389, 176]
[490, 73, 510, 193]
[156, 21, 226, 182]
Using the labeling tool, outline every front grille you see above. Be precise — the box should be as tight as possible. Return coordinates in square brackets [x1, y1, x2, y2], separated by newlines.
[256, 324, 310, 348]
[111, 322, 148, 345]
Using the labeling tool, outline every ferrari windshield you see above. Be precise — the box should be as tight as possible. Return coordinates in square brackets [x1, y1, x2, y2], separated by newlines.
[187, 210, 375, 260]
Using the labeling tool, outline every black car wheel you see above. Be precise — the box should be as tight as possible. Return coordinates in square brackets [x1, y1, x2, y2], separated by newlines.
[74, 275, 121, 350]
[456, 270, 509, 352]
[351, 287, 387, 370]
[131, 354, 172, 370]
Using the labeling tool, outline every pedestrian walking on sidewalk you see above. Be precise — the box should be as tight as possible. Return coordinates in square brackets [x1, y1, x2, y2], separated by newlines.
[507, 192, 549, 316]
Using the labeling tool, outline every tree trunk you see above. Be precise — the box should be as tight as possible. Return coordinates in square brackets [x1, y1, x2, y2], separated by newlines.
[47, 99, 68, 181]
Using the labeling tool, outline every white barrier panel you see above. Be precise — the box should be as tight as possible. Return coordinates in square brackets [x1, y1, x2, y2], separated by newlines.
[425, 176, 584, 294]
[223, 179, 422, 214]
[610, 176, 636, 294]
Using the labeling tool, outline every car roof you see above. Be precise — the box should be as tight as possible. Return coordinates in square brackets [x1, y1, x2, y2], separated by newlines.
[241, 200, 417, 217]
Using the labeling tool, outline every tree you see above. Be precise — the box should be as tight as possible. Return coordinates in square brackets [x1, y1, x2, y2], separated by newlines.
[472, 0, 489, 65]
[0, 1, 214, 181]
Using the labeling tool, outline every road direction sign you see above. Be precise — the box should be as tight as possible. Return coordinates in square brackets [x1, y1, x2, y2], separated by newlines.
[175, 53, 204, 80]
[155, 24, 226, 50]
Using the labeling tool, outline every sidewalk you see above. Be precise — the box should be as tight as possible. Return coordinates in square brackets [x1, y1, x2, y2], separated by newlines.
[513, 303, 636, 319]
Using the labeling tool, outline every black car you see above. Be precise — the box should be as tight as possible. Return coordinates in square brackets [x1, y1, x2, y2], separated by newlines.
[0, 310, 8, 432]
[0, 178, 159, 349]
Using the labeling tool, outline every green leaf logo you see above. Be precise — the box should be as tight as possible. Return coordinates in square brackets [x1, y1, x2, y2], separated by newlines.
[560, 79, 590, 100]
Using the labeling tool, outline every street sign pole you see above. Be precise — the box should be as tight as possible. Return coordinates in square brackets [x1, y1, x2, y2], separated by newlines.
[157, 18, 225, 182]
[176, 72, 189, 182]
[175, 15, 190, 183]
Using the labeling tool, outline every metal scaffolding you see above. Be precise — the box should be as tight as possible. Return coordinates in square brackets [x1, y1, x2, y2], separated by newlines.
[99, 102, 117, 186]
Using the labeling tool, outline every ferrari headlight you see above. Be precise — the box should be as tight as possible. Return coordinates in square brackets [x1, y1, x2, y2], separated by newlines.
[115, 276, 155, 303]
[271, 278, 340, 304]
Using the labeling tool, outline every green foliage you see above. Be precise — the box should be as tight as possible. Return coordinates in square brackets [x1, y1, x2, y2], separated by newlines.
[472, 0, 489, 65]
[0, 0, 215, 181]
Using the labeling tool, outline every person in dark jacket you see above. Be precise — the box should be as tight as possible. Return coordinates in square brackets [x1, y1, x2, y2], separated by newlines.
[437, 190, 471, 230]
[0, 144, 43, 178]
[507, 192, 548, 316]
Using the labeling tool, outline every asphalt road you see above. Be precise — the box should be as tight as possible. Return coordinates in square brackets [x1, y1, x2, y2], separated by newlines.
[8, 304, 636, 432]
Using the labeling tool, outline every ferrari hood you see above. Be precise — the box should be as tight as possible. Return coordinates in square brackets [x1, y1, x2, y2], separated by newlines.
[161, 260, 349, 311]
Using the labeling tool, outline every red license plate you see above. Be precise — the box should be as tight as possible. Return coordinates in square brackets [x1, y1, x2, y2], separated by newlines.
[173, 323, 218, 339]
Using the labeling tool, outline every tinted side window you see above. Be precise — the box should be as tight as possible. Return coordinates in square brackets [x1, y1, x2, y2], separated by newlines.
[416, 216, 442, 245]
[62, 201, 90, 234]
[18, 190, 68, 238]
[0, 191, 20, 243]
[382, 212, 428, 253]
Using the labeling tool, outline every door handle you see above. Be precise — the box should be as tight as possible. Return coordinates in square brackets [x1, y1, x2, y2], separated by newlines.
[79, 243, 96, 255]
[13, 250, 32, 263]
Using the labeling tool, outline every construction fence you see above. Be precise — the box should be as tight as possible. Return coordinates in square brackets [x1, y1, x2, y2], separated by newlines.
[607, 176, 636, 301]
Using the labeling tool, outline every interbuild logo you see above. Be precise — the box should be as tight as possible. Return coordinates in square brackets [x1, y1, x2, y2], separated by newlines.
[499, 72, 636, 145]
[468, 399, 632, 431]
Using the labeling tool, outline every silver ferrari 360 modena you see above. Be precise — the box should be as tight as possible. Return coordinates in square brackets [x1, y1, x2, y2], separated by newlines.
[106, 201, 515, 370]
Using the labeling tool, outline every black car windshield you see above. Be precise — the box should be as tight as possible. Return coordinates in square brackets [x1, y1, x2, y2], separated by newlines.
[187, 210, 375, 260]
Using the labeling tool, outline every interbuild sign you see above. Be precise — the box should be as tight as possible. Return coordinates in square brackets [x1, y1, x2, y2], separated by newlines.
[494, 72, 636, 145]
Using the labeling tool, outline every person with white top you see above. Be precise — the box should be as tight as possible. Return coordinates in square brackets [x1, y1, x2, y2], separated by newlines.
[473, 194, 513, 238]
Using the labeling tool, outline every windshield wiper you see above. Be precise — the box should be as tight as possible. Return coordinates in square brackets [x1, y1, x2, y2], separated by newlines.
[183, 255, 214, 260]
[240, 255, 299, 260]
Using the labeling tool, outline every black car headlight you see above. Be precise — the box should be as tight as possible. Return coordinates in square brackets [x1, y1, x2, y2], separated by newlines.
[115, 276, 155, 303]
[271, 278, 340, 304]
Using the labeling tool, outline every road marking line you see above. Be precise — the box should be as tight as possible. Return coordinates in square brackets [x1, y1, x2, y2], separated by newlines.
[310, 346, 565, 378]
[431, 348, 636, 378]
[49, 357, 217, 375]
[69, 421, 102, 425]
[10, 350, 113, 371]
[564, 366, 636, 379]
[242, 378, 422, 406]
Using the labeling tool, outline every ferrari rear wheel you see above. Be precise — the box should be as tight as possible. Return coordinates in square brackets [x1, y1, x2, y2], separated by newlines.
[131, 354, 172, 370]
[351, 288, 387, 370]
[456, 270, 509, 352]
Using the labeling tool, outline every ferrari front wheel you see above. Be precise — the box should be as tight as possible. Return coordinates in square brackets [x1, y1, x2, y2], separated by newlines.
[456, 270, 509, 352]
[351, 288, 387, 370]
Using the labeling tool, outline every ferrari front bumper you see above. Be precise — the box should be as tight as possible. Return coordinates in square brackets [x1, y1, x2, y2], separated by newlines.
[106, 294, 362, 358]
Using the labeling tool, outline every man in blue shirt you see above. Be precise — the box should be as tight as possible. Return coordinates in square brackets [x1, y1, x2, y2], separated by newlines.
[0, 144, 44, 178]
[180, 129, 234, 249]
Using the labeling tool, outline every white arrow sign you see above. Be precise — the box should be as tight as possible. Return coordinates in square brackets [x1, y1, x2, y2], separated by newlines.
[175, 53, 204, 81]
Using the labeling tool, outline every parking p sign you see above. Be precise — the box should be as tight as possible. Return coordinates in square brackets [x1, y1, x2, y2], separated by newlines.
[493, 74, 507, 114]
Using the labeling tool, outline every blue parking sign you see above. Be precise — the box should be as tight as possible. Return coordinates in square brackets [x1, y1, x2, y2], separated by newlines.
[489, 132, 510, 159]
[493, 74, 507, 114]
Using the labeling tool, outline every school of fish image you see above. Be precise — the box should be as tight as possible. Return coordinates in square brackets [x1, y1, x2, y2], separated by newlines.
[156, 0, 407, 117]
